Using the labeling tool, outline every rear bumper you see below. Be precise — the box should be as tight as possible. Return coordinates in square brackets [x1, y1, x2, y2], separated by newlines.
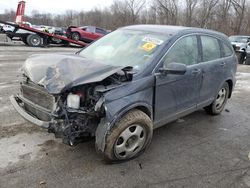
[9, 95, 50, 128]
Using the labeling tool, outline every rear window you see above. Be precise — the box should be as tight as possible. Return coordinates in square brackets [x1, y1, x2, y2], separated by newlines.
[201, 36, 221, 62]
[222, 42, 233, 57]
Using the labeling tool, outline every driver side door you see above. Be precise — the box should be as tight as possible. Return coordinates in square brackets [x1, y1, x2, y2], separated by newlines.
[154, 35, 203, 127]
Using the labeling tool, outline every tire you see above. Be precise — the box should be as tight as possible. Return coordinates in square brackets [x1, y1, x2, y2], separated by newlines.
[245, 55, 250, 65]
[204, 82, 229, 115]
[26, 34, 42, 47]
[100, 109, 153, 162]
[22, 37, 28, 45]
[238, 51, 246, 64]
[71, 32, 80, 41]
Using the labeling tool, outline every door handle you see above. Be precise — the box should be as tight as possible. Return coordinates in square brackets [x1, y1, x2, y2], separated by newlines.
[220, 62, 226, 67]
[191, 69, 201, 75]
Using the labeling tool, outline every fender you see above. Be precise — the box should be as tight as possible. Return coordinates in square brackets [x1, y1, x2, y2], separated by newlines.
[216, 77, 235, 99]
[95, 102, 153, 152]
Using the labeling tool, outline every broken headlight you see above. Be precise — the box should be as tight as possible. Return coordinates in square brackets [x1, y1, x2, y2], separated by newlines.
[67, 94, 80, 109]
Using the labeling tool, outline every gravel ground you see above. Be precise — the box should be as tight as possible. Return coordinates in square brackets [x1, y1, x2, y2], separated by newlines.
[1, 36, 250, 188]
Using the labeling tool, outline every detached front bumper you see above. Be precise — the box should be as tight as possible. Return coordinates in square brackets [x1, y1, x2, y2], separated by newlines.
[9, 95, 50, 128]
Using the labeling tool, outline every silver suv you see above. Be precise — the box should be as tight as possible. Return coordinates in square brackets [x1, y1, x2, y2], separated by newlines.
[229, 35, 250, 64]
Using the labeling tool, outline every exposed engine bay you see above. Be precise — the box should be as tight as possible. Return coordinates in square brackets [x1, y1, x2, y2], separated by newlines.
[19, 67, 133, 145]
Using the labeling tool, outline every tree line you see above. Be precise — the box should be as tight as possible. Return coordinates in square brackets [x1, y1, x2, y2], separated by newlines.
[0, 0, 250, 36]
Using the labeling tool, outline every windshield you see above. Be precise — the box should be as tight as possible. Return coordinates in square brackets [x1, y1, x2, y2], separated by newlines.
[229, 36, 249, 43]
[79, 29, 169, 71]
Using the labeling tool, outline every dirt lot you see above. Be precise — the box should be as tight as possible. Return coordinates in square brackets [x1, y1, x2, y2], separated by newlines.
[1, 36, 250, 188]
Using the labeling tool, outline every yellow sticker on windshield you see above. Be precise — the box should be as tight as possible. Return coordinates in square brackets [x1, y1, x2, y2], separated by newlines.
[142, 42, 157, 52]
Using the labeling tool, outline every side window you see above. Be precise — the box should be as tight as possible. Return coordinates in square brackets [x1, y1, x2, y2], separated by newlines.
[222, 42, 233, 57]
[163, 35, 198, 66]
[86, 26, 95, 33]
[201, 36, 220, 61]
[96, 28, 106, 34]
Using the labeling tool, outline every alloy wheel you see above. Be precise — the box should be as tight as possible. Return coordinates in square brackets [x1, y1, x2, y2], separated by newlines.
[114, 124, 146, 159]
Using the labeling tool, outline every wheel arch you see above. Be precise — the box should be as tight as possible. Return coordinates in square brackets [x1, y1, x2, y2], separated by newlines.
[134, 105, 152, 120]
[226, 79, 233, 98]
[113, 102, 153, 122]
[95, 102, 153, 153]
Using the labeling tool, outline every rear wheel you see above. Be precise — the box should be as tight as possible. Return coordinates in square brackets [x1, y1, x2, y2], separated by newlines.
[204, 82, 229, 115]
[245, 55, 250, 65]
[100, 109, 153, 162]
[238, 51, 246, 64]
[71, 32, 80, 41]
[26, 34, 42, 47]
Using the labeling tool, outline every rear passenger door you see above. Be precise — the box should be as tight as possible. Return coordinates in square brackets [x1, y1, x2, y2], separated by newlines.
[198, 35, 226, 105]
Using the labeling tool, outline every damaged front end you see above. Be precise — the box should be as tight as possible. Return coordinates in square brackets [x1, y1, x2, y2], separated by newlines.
[10, 54, 133, 145]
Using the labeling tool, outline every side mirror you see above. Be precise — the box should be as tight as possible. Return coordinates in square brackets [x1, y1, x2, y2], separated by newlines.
[159, 62, 187, 75]
[247, 42, 250, 46]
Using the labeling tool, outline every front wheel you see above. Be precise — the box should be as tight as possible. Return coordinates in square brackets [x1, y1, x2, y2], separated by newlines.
[99, 109, 153, 162]
[204, 82, 229, 115]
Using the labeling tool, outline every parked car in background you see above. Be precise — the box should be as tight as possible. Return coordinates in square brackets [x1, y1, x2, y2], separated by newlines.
[245, 42, 250, 65]
[3, 22, 68, 46]
[1, 22, 16, 32]
[66, 25, 108, 43]
[0, 23, 3, 32]
[10, 25, 237, 162]
[229, 35, 250, 64]
[33, 25, 66, 35]
[1, 21, 32, 33]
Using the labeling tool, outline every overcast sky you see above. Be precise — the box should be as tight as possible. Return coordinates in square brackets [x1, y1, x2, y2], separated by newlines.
[0, 0, 114, 14]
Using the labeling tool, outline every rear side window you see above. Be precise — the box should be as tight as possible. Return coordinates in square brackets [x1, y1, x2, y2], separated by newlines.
[201, 36, 220, 61]
[222, 42, 233, 57]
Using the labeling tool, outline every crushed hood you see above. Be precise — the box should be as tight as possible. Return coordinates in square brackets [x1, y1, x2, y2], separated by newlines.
[23, 54, 125, 94]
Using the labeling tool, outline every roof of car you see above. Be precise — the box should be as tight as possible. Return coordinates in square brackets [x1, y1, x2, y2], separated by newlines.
[122, 25, 227, 38]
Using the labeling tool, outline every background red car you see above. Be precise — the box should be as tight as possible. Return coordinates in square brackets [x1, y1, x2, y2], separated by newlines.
[66, 26, 109, 43]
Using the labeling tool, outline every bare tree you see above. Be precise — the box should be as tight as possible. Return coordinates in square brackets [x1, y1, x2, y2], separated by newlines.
[231, 0, 246, 34]
[0, 9, 16, 22]
[196, 0, 219, 28]
[127, 0, 146, 23]
[1, 0, 250, 35]
[185, 0, 198, 26]
[63, 10, 77, 26]
[215, 0, 231, 33]
[155, 0, 179, 25]
[110, 0, 146, 27]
